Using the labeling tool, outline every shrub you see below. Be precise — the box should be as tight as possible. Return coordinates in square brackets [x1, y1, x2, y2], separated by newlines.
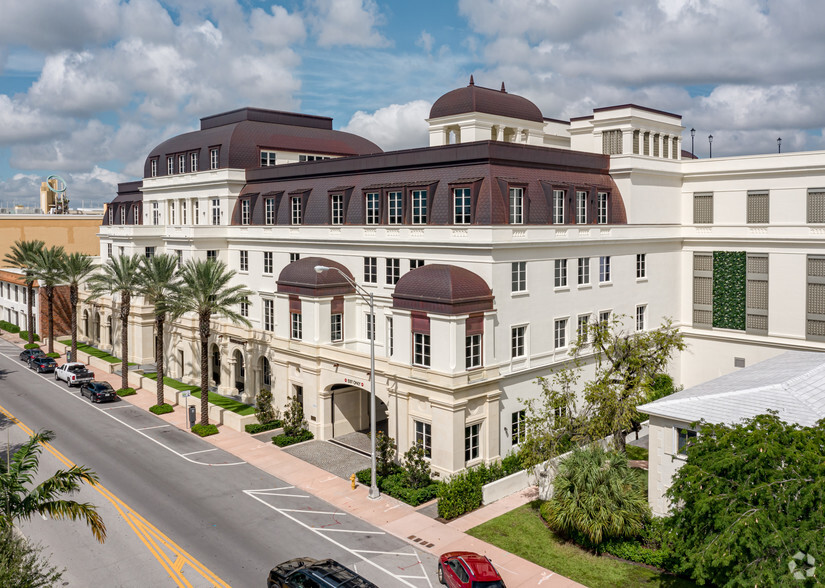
[355, 466, 438, 507]
[600, 518, 677, 570]
[116, 387, 136, 397]
[191, 424, 219, 437]
[245, 420, 283, 434]
[255, 387, 279, 425]
[23, 343, 40, 350]
[282, 397, 307, 436]
[500, 452, 524, 476]
[45, 352, 60, 359]
[403, 443, 436, 489]
[272, 429, 313, 447]
[437, 469, 484, 519]
[375, 431, 397, 477]
[0, 321, 21, 334]
[19, 331, 40, 342]
[625, 444, 649, 461]
[149, 403, 174, 415]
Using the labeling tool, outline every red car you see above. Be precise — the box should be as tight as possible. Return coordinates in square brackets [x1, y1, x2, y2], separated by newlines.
[438, 551, 506, 588]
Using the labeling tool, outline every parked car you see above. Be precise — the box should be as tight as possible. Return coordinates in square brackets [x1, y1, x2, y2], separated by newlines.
[80, 381, 117, 403]
[28, 356, 58, 373]
[267, 558, 378, 588]
[54, 362, 95, 387]
[19, 348, 45, 362]
[438, 551, 506, 588]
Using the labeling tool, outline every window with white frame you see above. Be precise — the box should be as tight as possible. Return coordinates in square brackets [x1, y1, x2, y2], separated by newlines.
[167, 156, 174, 174]
[676, 428, 697, 455]
[289, 253, 300, 263]
[291, 312, 302, 340]
[577, 314, 590, 343]
[193, 201, 199, 224]
[599, 256, 611, 282]
[291, 197, 302, 225]
[576, 190, 587, 224]
[190, 152, 198, 172]
[240, 299, 249, 318]
[412, 190, 427, 224]
[552, 189, 565, 224]
[178, 154, 185, 173]
[330, 194, 343, 225]
[512, 410, 525, 445]
[145, 246, 155, 258]
[120, 207, 126, 225]
[554, 318, 567, 349]
[265, 197, 275, 225]
[150, 159, 158, 177]
[241, 199, 250, 225]
[597, 192, 609, 224]
[454, 188, 471, 224]
[239, 250, 248, 272]
[175, 250, 182, 267]
[465, 423, 480, 462]
[263, 252, 273, 274]
[465, 334, 481, 369]
[410, 259, 425, 270]
[366, 313, 375, 341]
[578, 257, 590, 285]
[331, 313, 342, 342]
[365, 193, 379, 224]
[134, 205, 140, 224]
[554, 259, 567, 288]
[511, 325, 526, 358]
[387, 317, 394, 356]
[414, 420, 432, 458]
[152, 202, 160, 225]
[386, 258, 400, 285]
[413, 332, 430, 367]
[210, 148, 219, 170]
[168, 201, 175, 225]
[636, 254, 646, 279]
[107, 243, 112, 258]
[636, 305, 647, 331]
[511, 261, 526, 293]
[108, 208, 113, 225]
[599, 310, 611, 325]
[509, 187, 523, 224]
[206, 250, 217, 261]
[211, 198, 220, 225]
[181, 200, 187, 225]
[388, 192, 402, 224]
[364, 257, 377, 283]
[263, 299, 274, 331]
[260, 150, 277, 167]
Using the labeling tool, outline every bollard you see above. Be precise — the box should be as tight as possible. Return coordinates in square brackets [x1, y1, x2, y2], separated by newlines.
[350, 473, 357, 490]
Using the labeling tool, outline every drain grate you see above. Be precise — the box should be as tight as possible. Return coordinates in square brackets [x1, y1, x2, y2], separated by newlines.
[407, 535, 435, 548]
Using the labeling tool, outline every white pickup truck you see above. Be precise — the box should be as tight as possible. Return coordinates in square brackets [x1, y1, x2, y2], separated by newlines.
[54, 362, 95, 387]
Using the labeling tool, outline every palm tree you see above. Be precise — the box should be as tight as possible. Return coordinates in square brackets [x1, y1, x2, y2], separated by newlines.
[86, 254, 142, 391]
[137, 254, 181, 407]
[3, 240, 45, 345]
[0, 430, 106, 543]
[60, 252, 95, 360]
[28, 245, 66, 355]
[175, 259, 251, 426]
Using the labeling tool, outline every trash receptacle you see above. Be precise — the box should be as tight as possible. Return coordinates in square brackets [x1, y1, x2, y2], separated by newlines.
[188, 405, 196, 428]
[66, 351, 72, 362]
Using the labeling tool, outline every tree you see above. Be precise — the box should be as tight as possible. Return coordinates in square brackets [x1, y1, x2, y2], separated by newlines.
[403, 443, 434, 489]
[375, 432, 397, 477]
[666, 413, 825, 587]
[85, 254, 143, 391]
[0, 527, 63, 587]
[282, 396, 307, 436]
[541, 444, 649, 549]
[59, 252, 95, 360]
[175, 259, 251, 426]
[3, 240, 45, 346]
[28, 245, 66, 355]
[255, 387, 279, 425]
[0, 430, 106, 543]
[137, 254, 181, 407]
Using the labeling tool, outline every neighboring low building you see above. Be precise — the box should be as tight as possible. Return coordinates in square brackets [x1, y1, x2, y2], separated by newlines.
[0, 268, 70, 339]
[0, 213, 103, 263]
[639, 350, 825, 516]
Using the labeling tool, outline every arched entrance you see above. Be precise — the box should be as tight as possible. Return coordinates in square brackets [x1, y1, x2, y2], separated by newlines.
[232, 349, 245, 394]
[259, 357, 271, 392]
[330, 384, 389, 439]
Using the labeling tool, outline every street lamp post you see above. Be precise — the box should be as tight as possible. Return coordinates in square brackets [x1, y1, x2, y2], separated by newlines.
[778, 137, 782, 153]
[708, 134, 713, 159]
[315, 265, 380, 500]
[690, 128, 695, 158]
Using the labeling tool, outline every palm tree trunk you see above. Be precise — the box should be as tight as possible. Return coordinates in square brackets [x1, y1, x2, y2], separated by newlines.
[46, 286, 54, 354]
[70, 284, 78, 359]
[200, 313, 210, 427]
[155, 314, 165, 406]
[26, 284, 34, 345]
[120, 292, 130, 391]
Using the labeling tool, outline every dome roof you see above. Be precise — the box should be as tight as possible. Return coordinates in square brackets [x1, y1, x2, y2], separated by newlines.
[392, 264, 494, 315]
[277, 257, 355, 297]
[429, 79, 544, 123]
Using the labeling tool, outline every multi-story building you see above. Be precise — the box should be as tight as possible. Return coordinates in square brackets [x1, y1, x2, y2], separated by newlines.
[86, 79, 825, 479]
[0, 268, 71, 339]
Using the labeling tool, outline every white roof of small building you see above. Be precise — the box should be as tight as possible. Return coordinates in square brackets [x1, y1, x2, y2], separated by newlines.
[638, 351, 825, 427]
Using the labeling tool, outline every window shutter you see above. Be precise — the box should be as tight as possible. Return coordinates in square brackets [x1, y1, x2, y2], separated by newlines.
[411, 312, 430, 334]
[466, 314, 484, 335]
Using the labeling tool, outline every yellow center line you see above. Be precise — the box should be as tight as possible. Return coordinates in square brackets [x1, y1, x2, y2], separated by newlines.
[0, 404, 231, 588]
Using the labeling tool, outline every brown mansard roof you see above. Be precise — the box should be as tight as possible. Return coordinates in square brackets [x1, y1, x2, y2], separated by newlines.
[430, 80, 544, 123]
[276, 257, 356, 297]
[392, 264, 494, 315]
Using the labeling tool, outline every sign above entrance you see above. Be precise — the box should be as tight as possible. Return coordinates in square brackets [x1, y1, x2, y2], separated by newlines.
[343, 377, 365, 388]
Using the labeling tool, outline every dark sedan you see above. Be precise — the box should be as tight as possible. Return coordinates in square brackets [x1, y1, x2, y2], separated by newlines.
[267, 558, 378, 588]
[19, 348, 45, 362]
[29, 357, 58, 373]
[79, 381, 117, 403]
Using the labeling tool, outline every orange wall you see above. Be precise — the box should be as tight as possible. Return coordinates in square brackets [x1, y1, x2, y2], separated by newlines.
[0, 215, 102, 261]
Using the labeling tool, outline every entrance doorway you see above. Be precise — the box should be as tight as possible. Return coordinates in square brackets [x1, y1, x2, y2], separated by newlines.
[330, 384, 389, 438]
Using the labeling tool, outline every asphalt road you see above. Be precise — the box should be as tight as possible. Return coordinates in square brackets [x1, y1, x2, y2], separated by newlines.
[0, 339, 438, 588]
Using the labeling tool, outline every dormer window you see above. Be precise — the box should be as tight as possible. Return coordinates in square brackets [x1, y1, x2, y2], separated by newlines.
[167, 156, 174, 175]
[552, 190, 565, 224]
[178, 154, 185, 174]
[365, 193, 379, 225]
[210, 148, 219, 170]
[241, 200, 250, 225]
[120, 207, 126, 225]
[150, 159, 158, 177]
[597, 192, 609, 224]
[291, 197, 302, 225]
[509, 187, 524, 225]
[260, 150, 277, 167]
[412, 190, 427, 224]
[190, 152, 198, 172]
[576, 191, 587, 224]
[331, 194, 343, 225]
[454, 188, 471, 224]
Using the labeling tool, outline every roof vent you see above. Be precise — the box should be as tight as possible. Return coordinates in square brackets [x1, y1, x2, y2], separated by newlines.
[734, 357, 746, 368]
[500, 82, 506, 93]
[469, 74, 474, 86]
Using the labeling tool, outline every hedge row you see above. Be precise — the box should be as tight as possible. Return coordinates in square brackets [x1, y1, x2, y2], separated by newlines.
[191, 424, 219, 437]
[355, 466, 439, 507]
[116, 387, 137, 397]
[0, 321, 20, 334]
[437, 453, 524, 520]
[272, 429, 313, 447]
[19, 331, 39, 342]
[149, 403, 174, 415]
[245, 420, 283, 434]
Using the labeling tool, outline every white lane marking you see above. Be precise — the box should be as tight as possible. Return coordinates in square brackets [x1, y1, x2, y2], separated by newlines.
[0, 350, 246, 468]
[244, 489, 415, 588]
[279, 509, 346, 516]
[137, 424, 172, 431]
[353, 549, 421, 556]
[314, 528, 385, 534]
[101, 405, 133, 410]
[258, 493, 310, 498]
[397, 575, 428, 580]
[181, 448, 218, 456]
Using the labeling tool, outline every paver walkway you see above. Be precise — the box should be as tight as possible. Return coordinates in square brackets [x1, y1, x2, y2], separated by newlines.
[3, 334, 582, 587]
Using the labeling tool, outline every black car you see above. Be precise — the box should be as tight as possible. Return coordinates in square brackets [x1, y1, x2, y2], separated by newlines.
[267, 558, 378, 588]
[29, 357, 58, 373]
[79, 381, 117, 403]
[19, 348, 45, 362]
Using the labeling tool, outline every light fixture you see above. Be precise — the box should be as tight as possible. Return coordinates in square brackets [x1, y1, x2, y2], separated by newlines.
[708, 134, 713, 158]
[690, 128, 695, 158]
[777, 137, 782, 154]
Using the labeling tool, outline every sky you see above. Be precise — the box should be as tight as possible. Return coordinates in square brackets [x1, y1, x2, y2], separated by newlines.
[2, 0, 825, 207]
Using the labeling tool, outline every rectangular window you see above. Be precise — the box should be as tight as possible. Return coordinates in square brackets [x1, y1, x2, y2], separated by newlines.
[677, 428, 697, 455]
[364, 257, 377, 283]
[465, 334, 481, 369]
[599, 310, 611, 325]
[211, 198, 220, 225]
[454, 188, 471, 224]
[636, 305, 646, 331]
[150, 159, 157, 177]
[107, 243, 112, 258]
[365, 193, 379, 225]
[175, 250, 182, 268]
[260, 150, 277, 167]
[576, 191, 587, 224]
[410, 259, 425, 270]
[388, 192, 402, 224]
[599, 256, 611, 283]
[331, 313, 343, 342]
[554, 259, 567, 288]
[465, 423, 480, 462]
[387, 317, 394, 356]
[512, 410, 525, 446]
[152, 202, 160, 225]
[694, 192, 714, 224]
[178, 154, 185, 174]
[412, 190, 428, 224]
[206, 250, 217, 262]
[190, 152, 198, 172]
[578, 257, 590, 285]
[386, 258, 400, 285]
[511, 261, 526, 293]
[636, 254, 646, 279]
[120, 207, 126, 225]
[169, 201, 176, 225]
[291, 197, 302, 225]
[193, 200, 199, 225]
[239, 250, 249, 272]
[509, 187, 523, 224]
[134, 205, 140, 224]
[241, 199, 250, 225]
[747, 191, 769, 224]
[552, 190, 565, 224]
[264, 299, 274, 331]
[413, 332, 431, 367]
[511, 325, 526, 358]
[263, 252, 273, 274]
[693, 253, 713, 327]
[181, 200, 187, 225]
[331, 194, 343, 225]
[366, 313, 375, 341]
[289, 253, 300, 263]
[291, 313, 302, 340]
[597, 192, 609, 224]
[167, 156, 174, 175]
[414, 421, 432, 458]
[145, 246, 155, 258]
[210, 148, 219, 170]
[265, 198, 275, 225]
[577, 314, 590, 343]
[747, 253, 769, 335]
[240, 300, 249, 318]
[808, 190, 825, 223]
[554, 318, 567, 349]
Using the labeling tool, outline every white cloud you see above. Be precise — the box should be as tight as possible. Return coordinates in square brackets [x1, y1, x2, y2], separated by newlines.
[341, 100, 431, 152]
[416, 31, 435, 54]
[307, 0, 390, 48]
[0, 95, 72, 144]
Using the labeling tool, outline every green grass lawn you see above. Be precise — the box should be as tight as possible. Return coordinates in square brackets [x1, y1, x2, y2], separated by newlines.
[467, 502, 696, 588]
[58, 340, 136, 365]
[142, 372, 255, 416]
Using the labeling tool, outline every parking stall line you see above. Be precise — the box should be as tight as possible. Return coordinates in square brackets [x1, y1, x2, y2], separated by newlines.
[314, 528, 385, 534]
[180, 448, 218, 456]
[137, 424, 172, 431]
[279, 508, 347, 516]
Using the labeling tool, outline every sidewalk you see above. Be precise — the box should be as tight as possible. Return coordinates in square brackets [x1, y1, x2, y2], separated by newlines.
[9, 334, 581, 587]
